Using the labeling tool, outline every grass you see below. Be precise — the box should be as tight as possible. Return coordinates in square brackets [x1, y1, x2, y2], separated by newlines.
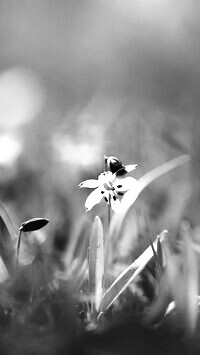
[0, 154, 199, 354]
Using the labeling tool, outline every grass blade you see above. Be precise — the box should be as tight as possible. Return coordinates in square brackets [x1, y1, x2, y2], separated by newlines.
[157, 230, 168, 270]
[0, 201, 18, 239]
[165, 221, 198, 334]
[180, 221, 198, 334]
[109, 155, 190, 241]
[100, 240, 157, 313]
[0, 202, 18, 274]
[65, 215, 89, 268]
[89, 216, 104, 313]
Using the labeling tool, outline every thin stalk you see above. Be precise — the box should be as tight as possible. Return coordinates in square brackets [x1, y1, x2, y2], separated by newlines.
[103, 196, 111, 292]
[16, 229, 22, 267]
[103, 157, 112, 293]
[105, 157, 111, 240]
[107, 195, 111, 229]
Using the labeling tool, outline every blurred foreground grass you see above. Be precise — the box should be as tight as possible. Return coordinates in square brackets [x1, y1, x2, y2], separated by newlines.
[0, 155, 199, 354]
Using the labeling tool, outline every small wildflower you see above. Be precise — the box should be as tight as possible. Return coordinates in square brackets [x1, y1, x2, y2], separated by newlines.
[79, 156, 137, 212]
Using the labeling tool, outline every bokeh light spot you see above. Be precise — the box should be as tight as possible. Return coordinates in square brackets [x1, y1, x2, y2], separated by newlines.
[0, 133, 22, 165]
[0, 67, 45, 130]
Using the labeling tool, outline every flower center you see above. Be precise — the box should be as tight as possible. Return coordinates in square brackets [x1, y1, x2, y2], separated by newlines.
[98, 171, 117, 194]
[103, 183, 115, 191]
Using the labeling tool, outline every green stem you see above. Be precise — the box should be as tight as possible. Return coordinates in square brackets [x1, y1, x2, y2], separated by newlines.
[16, 229, 22, 266]
[108, 195, 111, 228]
[103, 196, 111, 291]
[103, 158, 112, 291]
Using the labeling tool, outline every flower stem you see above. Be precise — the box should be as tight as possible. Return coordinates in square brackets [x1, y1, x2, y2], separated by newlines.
[103, 196, 111, 291]
[108, 195, 111, 228]
[103, 157, 112, 291]
[16, 229, 22, 267]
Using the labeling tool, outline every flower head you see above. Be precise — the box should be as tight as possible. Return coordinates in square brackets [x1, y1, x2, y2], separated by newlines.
[79, 156, 137, 213]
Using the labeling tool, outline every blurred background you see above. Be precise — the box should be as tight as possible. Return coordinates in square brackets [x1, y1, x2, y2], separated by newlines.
[0, 0, 199, 244]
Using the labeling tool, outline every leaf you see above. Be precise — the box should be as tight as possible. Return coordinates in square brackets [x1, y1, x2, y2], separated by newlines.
[67, 219, 91, 279]
[143, 273, 171, 325]
[0, 257, 9, 283]
[19, 218, 49, 232]
[180, 221, 198, 334]
[157, 230, 168, 270]
[0, 202, 18, 275]
[64, 215, 89, 268]
[0, 201, 18, 239]
[88, 216, 104, 313]
[123, 154, 190, 210]
[165, 221, 199, 334]
[74, 259, 88, 290]
[109, 155, 190, 242]
[165, 301, 176, 317]
[100, 240, 157, 313]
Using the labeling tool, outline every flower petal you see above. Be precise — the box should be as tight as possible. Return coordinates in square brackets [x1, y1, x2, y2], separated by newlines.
[79, 179, 99, 189]
[102, 190, 110, 204]
[110, 195, 121, 213]
[124, 164, 137, 172]
[115, 177, 138, 192]
[98, 171, 113, 184]
[85, 188, 104, 211]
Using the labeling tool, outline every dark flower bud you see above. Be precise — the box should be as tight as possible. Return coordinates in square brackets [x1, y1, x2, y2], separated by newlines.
[19, 218, 49, 232]
[104, 155, 124, 174]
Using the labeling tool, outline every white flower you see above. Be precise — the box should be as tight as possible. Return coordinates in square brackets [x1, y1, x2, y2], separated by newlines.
[79, 171, 137, 213]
